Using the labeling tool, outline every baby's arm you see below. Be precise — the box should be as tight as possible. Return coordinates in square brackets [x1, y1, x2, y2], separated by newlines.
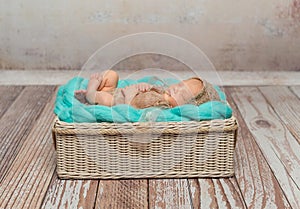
[122, 83, 153, 104]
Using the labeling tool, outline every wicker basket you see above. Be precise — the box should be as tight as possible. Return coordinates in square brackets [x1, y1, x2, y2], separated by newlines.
[52, 116, 238, 179]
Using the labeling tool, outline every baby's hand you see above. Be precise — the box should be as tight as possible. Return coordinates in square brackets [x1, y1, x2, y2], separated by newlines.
[75, 89, 87, 95]
[74, 90, 88, 104]
[135, 83, 153, 92]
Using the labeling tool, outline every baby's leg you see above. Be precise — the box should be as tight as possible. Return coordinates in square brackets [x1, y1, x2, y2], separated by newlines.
[96, 70, 119, 92]
[86, 72, 104, 93]
[85, 70, 119, 105]
[93, 91, 114, 106]
[84, 88, 114, 106]
[85, 70, 118, 94]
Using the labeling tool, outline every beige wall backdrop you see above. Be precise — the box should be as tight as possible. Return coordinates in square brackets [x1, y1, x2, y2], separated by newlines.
[1, 0, 300, 71]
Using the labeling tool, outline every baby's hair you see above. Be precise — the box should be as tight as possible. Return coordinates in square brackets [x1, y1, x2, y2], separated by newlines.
[130, 87, 170, 109]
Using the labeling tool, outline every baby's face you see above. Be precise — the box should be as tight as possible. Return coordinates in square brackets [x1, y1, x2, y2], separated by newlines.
[165, 80, 195, 106]
[165, 78, 203, 107]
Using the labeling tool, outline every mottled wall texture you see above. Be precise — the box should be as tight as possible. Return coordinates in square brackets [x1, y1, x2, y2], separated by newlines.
[1, 0, 300, 71]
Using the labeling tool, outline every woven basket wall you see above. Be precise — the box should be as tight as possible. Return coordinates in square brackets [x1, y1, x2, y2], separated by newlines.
[52, 116, 238, 179]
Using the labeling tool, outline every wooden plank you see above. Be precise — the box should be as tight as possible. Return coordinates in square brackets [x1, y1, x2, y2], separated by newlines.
[259, 86, 300, 143]
[229, 87, 300, 208]
[149, 178, 245, 209]
[189, 178, 246, 209]
[0, 91, 57, 209]
[290, 86, 300, 97]
[149, 179, 192, 209]
[0, 86, 56, 181]
[39, 90, 98, 209]
[226, 88, 291, 209]
[290, 86, 300, 98]
[0, 86, 24, 118]
[41, 178, 98, 209]
[96, 180, 148, 209]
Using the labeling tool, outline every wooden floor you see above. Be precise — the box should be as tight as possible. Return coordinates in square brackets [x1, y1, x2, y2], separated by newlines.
[0, 85, 299, 209]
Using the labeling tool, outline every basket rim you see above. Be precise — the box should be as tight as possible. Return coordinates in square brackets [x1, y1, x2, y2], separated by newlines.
[53, 115, 237, 124]
[53, 115, 238, 135]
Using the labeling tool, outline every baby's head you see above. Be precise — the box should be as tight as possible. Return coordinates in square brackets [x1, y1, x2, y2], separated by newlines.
[130, 87, 170, 109]
[163, 78, 201, 106]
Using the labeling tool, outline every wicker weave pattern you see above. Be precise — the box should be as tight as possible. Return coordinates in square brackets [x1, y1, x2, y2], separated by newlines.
[52, 117, 238, 179]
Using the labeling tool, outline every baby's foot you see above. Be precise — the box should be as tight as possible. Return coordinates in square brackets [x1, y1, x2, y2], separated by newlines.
[88, 73, 104, 92]
[90, 73, 103, 82]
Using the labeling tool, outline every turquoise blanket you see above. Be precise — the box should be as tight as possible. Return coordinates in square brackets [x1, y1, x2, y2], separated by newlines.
[54, 76, 232, 123]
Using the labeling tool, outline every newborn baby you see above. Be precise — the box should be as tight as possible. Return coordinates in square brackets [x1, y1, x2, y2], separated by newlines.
[75, 70, 220, 109]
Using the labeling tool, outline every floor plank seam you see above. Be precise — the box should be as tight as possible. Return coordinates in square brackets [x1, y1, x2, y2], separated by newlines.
[39, 171, 56, 209]
[147, 179, 150, 209]
[40, 171, 58, 208]
[187, 179, 194, 209]
[26, 147, 56, 208]
[233, 176, 248, 209]
[288, 86, 300, 100]
[268, 150, 300, 209]
[93, 180, 100, 209]
[271, 145, 300, 192]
